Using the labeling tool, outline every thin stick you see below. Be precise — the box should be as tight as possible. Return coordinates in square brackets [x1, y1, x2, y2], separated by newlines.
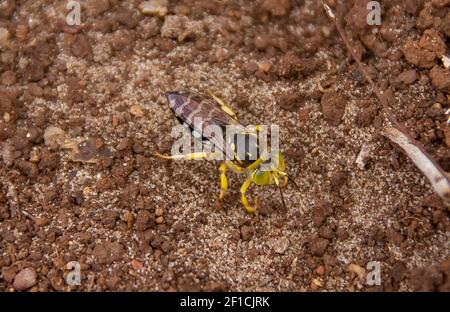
[21, 210, 37, 222]
[321, 1, 450, 204]
[384, 128, 450, 203]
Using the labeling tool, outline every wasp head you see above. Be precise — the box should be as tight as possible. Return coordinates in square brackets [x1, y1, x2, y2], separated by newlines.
[251, 150, 286, 186]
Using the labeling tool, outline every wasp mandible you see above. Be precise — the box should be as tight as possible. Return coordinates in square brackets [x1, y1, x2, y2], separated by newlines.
[154, 90, 300, 213]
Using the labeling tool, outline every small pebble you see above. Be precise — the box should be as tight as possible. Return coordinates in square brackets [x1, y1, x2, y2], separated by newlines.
[311, 278, 322, 289]
[43, 126, 65, 146]
[1, 70, 16, 86]
[442, 55, 450, 69]
[131, 259, 144, 271]
[272, 237, 289, 254]
[130, 105, 144, 117]
[83, 186, 92, 197]
[315, 265, 325, 276]
[240, 225, 254, 241]
[139, 0, 168, 17]
[348, 264, 366, 281]
[0, 27, 10, 47]
[29, 148, 41, 163]
[29, 84, 44, 97]
[35, 217, 49, 227]
[395, 69, 418, 85]
[155, 208, 164, 217]
[258, 60, 272, 73]
[3, 112, 10, 122]
[13, 267, 37, 291]
[254, 35, 269, 50]
[116, 138, 131, 151]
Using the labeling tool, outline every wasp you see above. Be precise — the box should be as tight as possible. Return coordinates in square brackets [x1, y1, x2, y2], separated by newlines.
[154, 91, 299, 213]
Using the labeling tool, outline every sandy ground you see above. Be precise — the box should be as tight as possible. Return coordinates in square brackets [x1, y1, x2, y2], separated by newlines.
[0, 0, 449, 291]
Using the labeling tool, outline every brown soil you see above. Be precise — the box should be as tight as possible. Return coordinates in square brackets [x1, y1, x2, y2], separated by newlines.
[1, 0, 449, 292]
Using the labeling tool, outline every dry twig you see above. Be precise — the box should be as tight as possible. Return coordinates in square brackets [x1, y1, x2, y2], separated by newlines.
[321, 1, 450, 204]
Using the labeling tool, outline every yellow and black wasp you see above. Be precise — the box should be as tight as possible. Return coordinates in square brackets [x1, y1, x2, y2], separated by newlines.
[154, 90, 300, 213]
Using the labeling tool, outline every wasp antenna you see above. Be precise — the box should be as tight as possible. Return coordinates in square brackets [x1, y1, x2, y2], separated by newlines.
[288, 174, 301, 193]
[278, 184, 287, 211]
[274, 174, 288, 211]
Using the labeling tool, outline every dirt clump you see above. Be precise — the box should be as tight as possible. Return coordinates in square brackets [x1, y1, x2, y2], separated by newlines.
[321, 92, 347, 126]
[13, 268, 37, 291]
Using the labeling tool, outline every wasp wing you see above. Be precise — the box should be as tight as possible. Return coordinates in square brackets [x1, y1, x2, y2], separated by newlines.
[165, 91, 242, 155]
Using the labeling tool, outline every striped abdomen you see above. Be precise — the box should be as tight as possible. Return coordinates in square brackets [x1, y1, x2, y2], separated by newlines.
[165, 91, 239, 149]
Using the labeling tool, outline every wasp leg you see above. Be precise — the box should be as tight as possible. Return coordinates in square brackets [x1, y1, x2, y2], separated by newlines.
[226, 161, 245, 174]
[219, 163, 228, 201]
[240, 179, 258, 213]
[255, 125, 263, 132]
[207, 89, 237, 120]
[281, 175, 288, 188]
[153, 151, 216, 161]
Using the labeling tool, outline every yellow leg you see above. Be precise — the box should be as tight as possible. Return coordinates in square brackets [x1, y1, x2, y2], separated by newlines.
[240, 179, 257, 213]
[254, 125, 263, 132]
[282, 175, 288, 187]
[277, 174, 288, 188]
[208, 89, 237, 120]
[226, 161, 245, 174]
[219, 163, 228, 200]
[153, 151, 216, 160]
